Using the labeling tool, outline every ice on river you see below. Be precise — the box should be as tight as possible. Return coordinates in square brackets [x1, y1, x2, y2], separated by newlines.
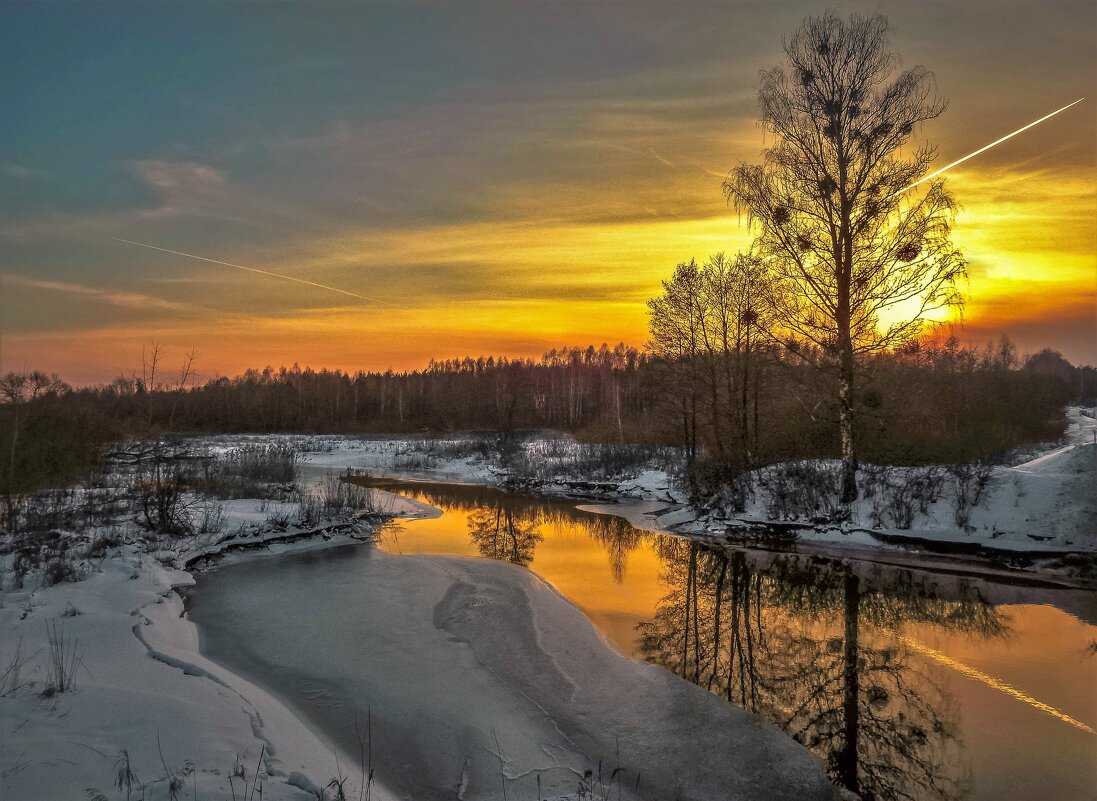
[187, 547, 835, 801]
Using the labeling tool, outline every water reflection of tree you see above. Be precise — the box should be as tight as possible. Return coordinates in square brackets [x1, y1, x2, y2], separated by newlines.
[638, 542, 1008, 801]
[467, 505, 543, 566]
[366, 480, 648, 578]
[579, 513, 645, 582]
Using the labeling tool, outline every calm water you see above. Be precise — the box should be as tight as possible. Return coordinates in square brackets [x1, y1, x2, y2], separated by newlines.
[193, 479, 1097, 801]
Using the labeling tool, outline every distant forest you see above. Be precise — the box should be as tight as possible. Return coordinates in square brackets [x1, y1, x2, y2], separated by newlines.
[1, 336, 1091, 503]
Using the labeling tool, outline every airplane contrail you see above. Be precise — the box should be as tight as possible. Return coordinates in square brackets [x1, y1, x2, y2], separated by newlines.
[893, 97, 1086, 196]
[111, 237, 405, 308]
[897, 632, 1096, 735]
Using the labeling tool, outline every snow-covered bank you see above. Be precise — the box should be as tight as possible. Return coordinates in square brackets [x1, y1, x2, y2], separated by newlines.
[633, 408, 1093, 558]
[188, 548, 836, 801]
[6, 409, 1086, 797]
[0, 470, 457, 800]
[692, 406, 1096, 556]
[0, 533, 379, 801]
[180, 490, 439, 569]
[1, 501, 835, 801]
[287, 408, 1096, 562]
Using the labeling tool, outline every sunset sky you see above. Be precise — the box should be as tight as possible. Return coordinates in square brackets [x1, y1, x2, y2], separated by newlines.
[2, 0, 1094, 384]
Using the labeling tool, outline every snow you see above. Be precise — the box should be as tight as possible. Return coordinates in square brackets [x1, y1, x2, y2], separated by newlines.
[187, 550, 835, 801]
[0, 477, 413, 798]
[1, 519, 833, 801]
[221, 498, 302, 528]
[434, 557, 834, 801]
[300, 439, 498, 485]
[0, 547, 357, 801]
[4, 407, 1090, 798]
[592, 407, 1097, 557]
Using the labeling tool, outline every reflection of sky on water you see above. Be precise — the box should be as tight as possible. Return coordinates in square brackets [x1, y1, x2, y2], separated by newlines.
[367, 479, 1097, 801]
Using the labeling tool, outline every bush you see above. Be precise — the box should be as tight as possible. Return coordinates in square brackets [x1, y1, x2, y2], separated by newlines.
[42, 556, 82, 587]
[7, 529, 76, 588]
[190, 443, 299, 499]
[504, 437, 668, 483]
[687, 457, 751, 512]
[85, 529, 124, 559]
[759, 461, 841, 520]
[296, 476, 380, 527]
[863, 465, 945, 529]
[948, 461, 995, 528]
[418, 435, 496, 462]
[4, 486, 127, 538]
[193, 500, 226, 535]
[109, 441, 199, 536]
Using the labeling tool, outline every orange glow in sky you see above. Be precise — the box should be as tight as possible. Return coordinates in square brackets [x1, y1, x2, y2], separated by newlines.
[1, 2, 1094, 383]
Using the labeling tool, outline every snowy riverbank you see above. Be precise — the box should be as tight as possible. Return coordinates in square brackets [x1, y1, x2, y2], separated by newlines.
[685, 406, 1096, 556]
[0, 529, 378, 800]
[0, 486, 834, 800]
[2, 408, 1091, 797]
[283, 407, 1096, 560]
[0, 478, 441, 799]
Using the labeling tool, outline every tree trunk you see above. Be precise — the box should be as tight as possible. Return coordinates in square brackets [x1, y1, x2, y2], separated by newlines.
[836, 572, 861, 796]
[682, 547, 693, 676]
[837, 116, 859, 505]
[709, 356, 725, 459]
[708, 557, 727, 692]
[838, 348, 858, 504]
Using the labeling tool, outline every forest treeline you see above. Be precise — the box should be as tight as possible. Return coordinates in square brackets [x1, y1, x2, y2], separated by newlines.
[1, 335, 1091, 505]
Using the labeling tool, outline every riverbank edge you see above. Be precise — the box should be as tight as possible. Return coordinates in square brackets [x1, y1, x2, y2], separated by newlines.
[133, 490, 449, 798]
[141, 528, 383, 798]
[336, 407, 1096, 586]
[0, 502, 426, 800]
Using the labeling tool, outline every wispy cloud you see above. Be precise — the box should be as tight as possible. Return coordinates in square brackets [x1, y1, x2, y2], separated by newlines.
[131, 160, 226, 191]
[0, 273, 190, 312]
[0, 162, 48, 180]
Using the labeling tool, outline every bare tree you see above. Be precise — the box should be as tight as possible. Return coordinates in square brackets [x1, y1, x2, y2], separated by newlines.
[724, 11, 965, 502]
[0, 370, 67, 527]
[167, 348, 199, 429]
[701, 252, 774, 463]
[647, 260, 705, 462]
[123, 341, 198, 429]
[649, 254, 774, 467]
[126, 339, 164, 427]
[467, 504, 542, 567]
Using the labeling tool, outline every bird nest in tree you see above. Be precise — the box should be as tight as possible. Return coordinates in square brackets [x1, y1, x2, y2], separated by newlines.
[896, 242, 921, 261]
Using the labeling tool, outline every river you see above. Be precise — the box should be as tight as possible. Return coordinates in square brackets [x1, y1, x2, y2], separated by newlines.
[186, 479, 1097, 801]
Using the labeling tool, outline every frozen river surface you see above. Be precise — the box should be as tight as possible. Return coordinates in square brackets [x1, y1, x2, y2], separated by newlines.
[187, 480, 1097, 801]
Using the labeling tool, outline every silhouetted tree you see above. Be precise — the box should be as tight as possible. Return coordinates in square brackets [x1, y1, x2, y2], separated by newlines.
[724, 11, 966, 503]
[0, 370, 68, 526]
[647, 260, 705, 462]
[648, 253, 774, 467]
